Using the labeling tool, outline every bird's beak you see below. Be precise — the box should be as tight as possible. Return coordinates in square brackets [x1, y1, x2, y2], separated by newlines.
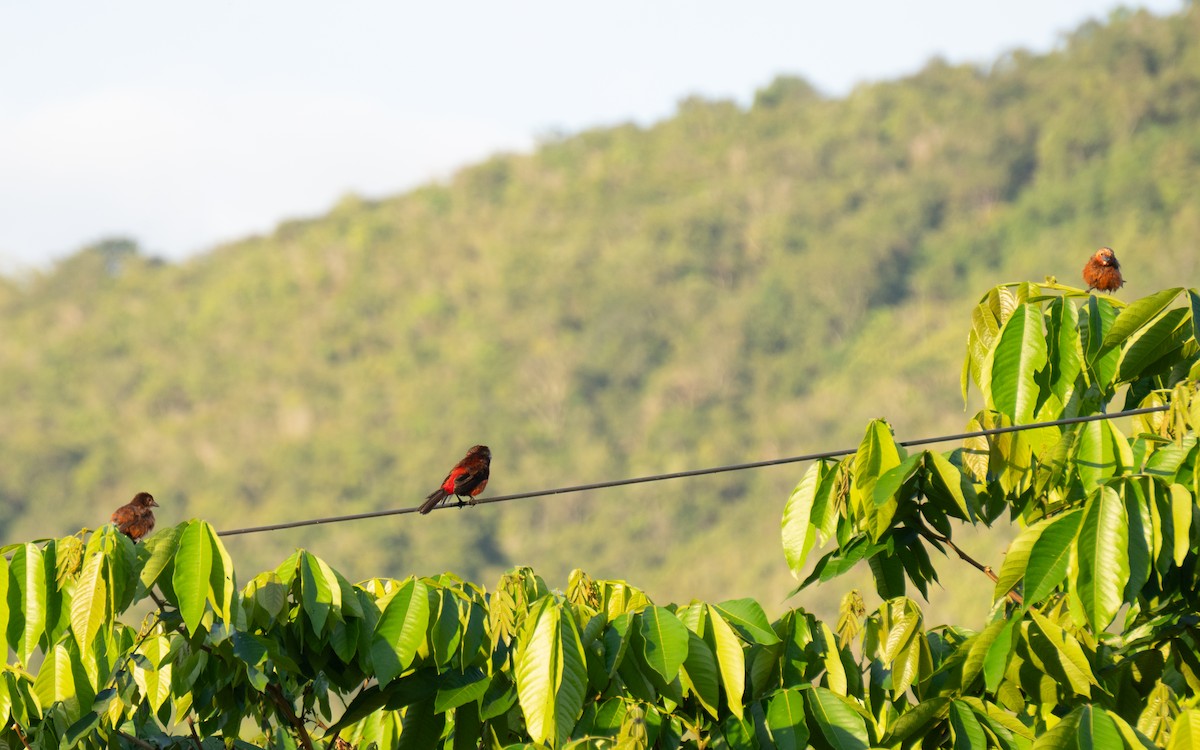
[150, 499, 160, 507]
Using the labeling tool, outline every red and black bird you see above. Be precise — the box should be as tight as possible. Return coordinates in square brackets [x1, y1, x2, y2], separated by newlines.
[111, 491, 158, 542]
[1083, 247, 1124, 293]
[419, 445, 491, 514]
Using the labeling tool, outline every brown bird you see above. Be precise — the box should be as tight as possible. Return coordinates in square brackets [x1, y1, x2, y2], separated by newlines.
[111, 492, 158, 542]
[1083, 247, 1124, 293]
[419, 445, 491, 514]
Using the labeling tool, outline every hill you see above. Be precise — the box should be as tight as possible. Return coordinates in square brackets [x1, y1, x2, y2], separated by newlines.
[2, 6, 1198, 625]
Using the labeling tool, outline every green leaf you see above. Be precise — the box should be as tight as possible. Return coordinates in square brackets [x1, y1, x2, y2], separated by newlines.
[1171, 483, 1192, 567]
[1073, 486, 1130, 631]
[1028, 610, 1097, 696]
[854, 420, 902, 521]
[766, 689, 809, 750]
[434, 667, 488, 713]
[370, 578, 430, 685]
[705, 604, 746, 719]
[132, 635, 173, 713]
[172, 521, 213, 634]
[33, 641, 77, 712]
[713, 599, 781, 646]
[1076, 417, 1132, 492]
[990, 302, 1048, 424]
[514, 597, 587, 747]
[806, 686, 870, 750]
[14, 543, 47, 665]
[962, 618, 1009, 691]
[782, 461, 827, 577]
[300, 551, 337, 635]
[635, 606, 689, 684]
[1171, 709, 1200, 750]
[1024, 509, 1083, 604]
[871, 453, 923, 538]
[1117, 307, 1192, 382]
[949, 699, 986, 750]
[679, 630, 720, 718]
[925, 450, 977, 521]
[1101, 288, 1184, 350]
[138, 523, 182, 591]
[884, 696, 950, 744]
[1046, 297, 1083, 412]
[993, 516, 1054, 602]
[70, 552, 107, 649]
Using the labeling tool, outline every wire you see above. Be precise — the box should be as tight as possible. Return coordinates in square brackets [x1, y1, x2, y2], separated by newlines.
[215, 404, 1170, 538]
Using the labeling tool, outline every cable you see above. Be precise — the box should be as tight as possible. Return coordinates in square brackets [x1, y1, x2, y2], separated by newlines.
[215, 404, 1170, 538]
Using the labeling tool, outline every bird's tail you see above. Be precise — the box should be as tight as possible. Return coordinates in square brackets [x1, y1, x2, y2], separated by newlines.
[419, 488, 450, 515]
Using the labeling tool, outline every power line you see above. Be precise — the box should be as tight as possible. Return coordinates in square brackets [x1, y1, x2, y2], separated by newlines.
[215, 404, 1169, 538]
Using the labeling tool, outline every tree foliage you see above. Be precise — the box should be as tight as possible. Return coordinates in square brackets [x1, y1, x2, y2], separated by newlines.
[3, 281, 1200, 747]
[2, 7, 1200, 614]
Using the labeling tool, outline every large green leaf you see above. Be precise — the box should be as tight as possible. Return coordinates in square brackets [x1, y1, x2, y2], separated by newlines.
[1171, 709, 1200, 750]
[990, 302, 1048, 424]
[635, 606, 688, 684]
[871, 453, 923, 539]
[69, 552, 107, 649]
[1028, 610, 1097, 696]
[172, 521, 214, 634]
[1117, 306, 1192, 382]
[993, 516, 1055, 602]
[1045, 297, 1083, 412]
[1024, 509, 1083, 604]
[1171, 483, 1193, 567]
[370, 578, 430, 685]
[705, 604, 746, 719]
[713, 599, 780, 646]
[854, 420, 902, 522]
[1072, 486, 1130, 631]
[514, 597, 587, 747]
[782, 461, 827, 577]
[679, 630, 720, 718]
[949, 699, 987, 750]
[1101, 287, 1184, 351]
[300, 551, 339, 636]
[13, 543, 47, 665]
[32, 641, 77, 711]
[1082, 296, 1121, 391]
[766, 689, 809, 750]
[1076, 419, 1132, 492]
[883, 696, 950, 744]
[806, 686, 870, 750]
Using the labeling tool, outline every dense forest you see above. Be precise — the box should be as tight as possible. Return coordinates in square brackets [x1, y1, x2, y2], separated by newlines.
[1, 6, 1198, 626]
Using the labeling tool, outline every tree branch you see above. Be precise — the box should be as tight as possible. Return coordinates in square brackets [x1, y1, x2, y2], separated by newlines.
[266, 684, 315, 750]
[913, 519, 1023, 605]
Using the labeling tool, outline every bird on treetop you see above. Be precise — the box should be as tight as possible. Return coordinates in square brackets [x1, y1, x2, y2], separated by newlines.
[111, 491, 159, 542]
[1083, 247, 1124, 293]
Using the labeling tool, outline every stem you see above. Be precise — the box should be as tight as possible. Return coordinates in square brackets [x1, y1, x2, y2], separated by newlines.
[914, 519, 1023, 605]
[266, 684, 314, 750]
[187, 717, 204, 750]
[116, 730, 156, 750]
[11, 723, 30, 750]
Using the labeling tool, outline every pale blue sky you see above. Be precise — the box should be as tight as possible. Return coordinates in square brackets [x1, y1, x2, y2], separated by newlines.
[0, 1, 1186, 267]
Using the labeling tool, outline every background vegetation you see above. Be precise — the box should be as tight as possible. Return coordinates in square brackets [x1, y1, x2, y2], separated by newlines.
[1, 6, 1198, 630]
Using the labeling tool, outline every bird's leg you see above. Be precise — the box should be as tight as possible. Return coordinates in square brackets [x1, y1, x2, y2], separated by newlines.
[455, 495, 468, 509]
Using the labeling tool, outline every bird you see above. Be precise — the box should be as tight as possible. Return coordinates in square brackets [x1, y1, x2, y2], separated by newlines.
[111, 491, 159, 542]
[419, 445, 491, 514]
[1083, 247, 1124, 293]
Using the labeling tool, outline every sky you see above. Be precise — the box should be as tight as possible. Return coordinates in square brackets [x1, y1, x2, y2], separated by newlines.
[0, 1, 1186, 269]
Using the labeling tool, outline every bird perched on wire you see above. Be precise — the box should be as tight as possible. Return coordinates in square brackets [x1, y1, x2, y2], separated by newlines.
[111, 491, 158, 542]
[1083, 247, 1124, 293]
[419, 445, 491, 514]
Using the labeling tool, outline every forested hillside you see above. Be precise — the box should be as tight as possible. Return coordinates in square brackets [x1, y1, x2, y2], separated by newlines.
[1, 6, 1197, 622]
